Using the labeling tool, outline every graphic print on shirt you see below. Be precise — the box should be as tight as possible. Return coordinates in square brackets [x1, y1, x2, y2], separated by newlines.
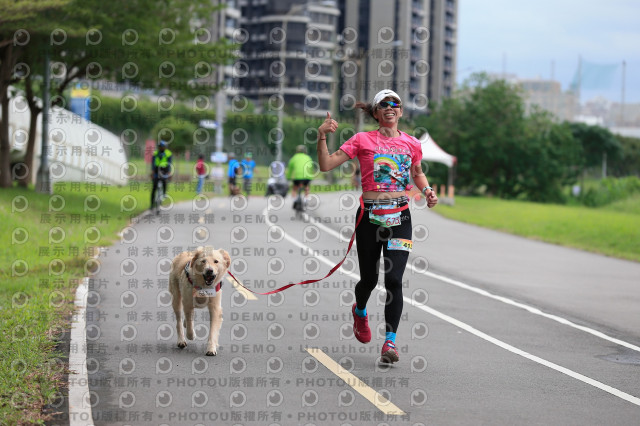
[373, 153, 411, 191]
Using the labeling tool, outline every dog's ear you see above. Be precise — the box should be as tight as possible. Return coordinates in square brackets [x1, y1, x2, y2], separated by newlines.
[220, 249, 231, 268]
[191, 249, 202, 266]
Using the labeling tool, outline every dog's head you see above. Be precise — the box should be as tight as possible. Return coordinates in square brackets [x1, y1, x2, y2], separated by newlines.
[190, 246, 231, 287]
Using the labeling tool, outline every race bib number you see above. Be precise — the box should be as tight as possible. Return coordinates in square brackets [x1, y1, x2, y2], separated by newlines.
[369, 205, 402, 227]
[193, 287, 218, 298]
[387, 238, 413, 252]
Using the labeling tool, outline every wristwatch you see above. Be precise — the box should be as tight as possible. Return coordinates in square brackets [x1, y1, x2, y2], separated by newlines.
[421, 186, 433, 196]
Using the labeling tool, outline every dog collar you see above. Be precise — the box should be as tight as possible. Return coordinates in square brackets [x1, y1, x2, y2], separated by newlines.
[184, 261, 194, 285]
[185, 261, 222, 293]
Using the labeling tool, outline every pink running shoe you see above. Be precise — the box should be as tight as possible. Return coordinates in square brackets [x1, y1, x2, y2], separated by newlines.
[380, 340, 399, 363]
[352, 304, 371, 343]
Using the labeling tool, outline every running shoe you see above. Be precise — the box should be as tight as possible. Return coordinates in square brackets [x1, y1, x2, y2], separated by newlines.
[380, 340, 399, 363]
[352, 304, 371, 343]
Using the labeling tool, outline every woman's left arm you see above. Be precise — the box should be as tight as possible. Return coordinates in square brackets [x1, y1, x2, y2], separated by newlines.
[411, 162, 438, 208]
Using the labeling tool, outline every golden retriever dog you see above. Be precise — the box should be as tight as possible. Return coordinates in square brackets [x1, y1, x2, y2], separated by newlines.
[169, 246, 231, 356]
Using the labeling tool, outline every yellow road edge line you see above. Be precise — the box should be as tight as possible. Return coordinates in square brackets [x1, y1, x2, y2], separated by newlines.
[306, 348, 406, 416]
[226, 276, 258, 300]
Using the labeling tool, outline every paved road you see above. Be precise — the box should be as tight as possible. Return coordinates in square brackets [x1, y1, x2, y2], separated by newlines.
[83, 191, 640, 425]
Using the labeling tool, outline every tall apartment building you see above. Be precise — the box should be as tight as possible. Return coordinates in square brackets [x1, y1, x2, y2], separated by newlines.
[209, 0, 242, 99]
[428, 0, 457, 102]
[338, 0, 458, 115]
[237, 0, 341, 116]
[488, 73, 579, 122]
[219, 0, 456, 116]
[518, 78, 578, 123]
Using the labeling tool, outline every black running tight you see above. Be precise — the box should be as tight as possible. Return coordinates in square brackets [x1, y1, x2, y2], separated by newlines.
[354, 205, 411, 333]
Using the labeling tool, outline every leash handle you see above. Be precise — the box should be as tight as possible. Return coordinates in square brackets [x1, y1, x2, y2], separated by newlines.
[227, 196, 408, 295]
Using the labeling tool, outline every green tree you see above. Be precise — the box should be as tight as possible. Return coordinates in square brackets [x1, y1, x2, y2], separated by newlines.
[0, 0, 71, 187]
[518, 111, 583, 202]
[611, 135, 640, 177]
[569, 122, 622, 177]
[420, 73, 582, 201]
[150, 116, 197, 153]
[424, 73, 529, 197]
[3, 0, 236, 188]
[412, 95, 465, 188]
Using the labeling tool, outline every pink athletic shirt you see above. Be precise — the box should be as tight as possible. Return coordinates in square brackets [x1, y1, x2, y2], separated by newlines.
[339, 130, 423, 192]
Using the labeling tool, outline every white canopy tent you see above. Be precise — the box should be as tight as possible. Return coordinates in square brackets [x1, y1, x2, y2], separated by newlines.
[419, 131, 456, 168]
[419, 132, 457, 199]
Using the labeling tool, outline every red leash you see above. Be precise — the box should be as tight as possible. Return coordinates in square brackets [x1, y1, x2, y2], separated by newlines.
[227, 197, 409, 295]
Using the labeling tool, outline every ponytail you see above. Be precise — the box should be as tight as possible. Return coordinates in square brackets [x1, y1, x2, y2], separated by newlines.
[355, 102, 377, 122]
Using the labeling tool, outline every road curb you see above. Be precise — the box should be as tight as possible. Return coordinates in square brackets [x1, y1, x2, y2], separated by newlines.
[68, 276, 93, 426]
[67, 207, 154, 426]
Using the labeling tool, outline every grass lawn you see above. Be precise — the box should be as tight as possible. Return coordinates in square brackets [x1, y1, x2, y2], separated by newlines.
[0, 182, 198, 423]
[603, 194, 640, 215]
[436, 196, 640, 262]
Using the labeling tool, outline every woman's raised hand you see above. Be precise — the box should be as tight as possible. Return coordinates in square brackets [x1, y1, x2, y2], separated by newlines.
[318, 112, 338, 137]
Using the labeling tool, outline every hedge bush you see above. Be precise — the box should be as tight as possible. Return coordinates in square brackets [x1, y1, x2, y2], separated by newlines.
[580, 176, 640, 207]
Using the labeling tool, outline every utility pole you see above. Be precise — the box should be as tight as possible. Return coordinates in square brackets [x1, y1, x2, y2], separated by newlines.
[215, 69, 225, 155]
[620, 60, 626, 126]
[502, 52, 507, 79]
[356, 49, 366, 133]
[276, 22, 286, 164]
[575, 55, 582, 119]
[36, 48, 51, 194]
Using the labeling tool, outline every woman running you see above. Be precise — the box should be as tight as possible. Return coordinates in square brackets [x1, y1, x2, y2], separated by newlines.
[316, 89, 438, 363]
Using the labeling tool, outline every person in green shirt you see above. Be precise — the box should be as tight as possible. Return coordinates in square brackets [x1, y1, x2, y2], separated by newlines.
[286, 145, 314, 205]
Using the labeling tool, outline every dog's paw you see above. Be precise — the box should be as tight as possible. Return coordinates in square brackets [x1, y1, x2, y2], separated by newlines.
[177, 341, 187, 349]
[205, 349, 217, 356]
[186, 330, 194, 340]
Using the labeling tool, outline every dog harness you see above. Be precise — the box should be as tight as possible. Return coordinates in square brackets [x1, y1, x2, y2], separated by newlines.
[185, 261, 222, 294]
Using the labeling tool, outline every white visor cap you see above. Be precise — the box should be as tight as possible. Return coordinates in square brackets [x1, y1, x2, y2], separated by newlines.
[372, 89, 402, 108]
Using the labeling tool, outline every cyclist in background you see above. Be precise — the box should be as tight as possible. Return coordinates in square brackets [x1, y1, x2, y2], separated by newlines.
[150, 140, 173, 210]
[241, 152, 256, 196]
[227, 152, 241, 196]
[286, 145, 314, 208]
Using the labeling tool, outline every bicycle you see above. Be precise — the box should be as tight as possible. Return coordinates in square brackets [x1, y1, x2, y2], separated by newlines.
[292, 185, 307, 219]
[152, 166, 172, 214]
[154, 178, 165, 215]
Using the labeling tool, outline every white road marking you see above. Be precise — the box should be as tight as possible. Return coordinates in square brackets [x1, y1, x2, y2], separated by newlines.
[263, 208, 640, 407]
[406, 298, 640, 406]
[227, 276, 258, 300]
[306, 348, 405, 415]
[304, 212, 640, 353]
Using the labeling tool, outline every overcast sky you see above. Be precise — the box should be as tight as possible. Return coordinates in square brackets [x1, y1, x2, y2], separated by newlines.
[457, 0, 640, 104]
